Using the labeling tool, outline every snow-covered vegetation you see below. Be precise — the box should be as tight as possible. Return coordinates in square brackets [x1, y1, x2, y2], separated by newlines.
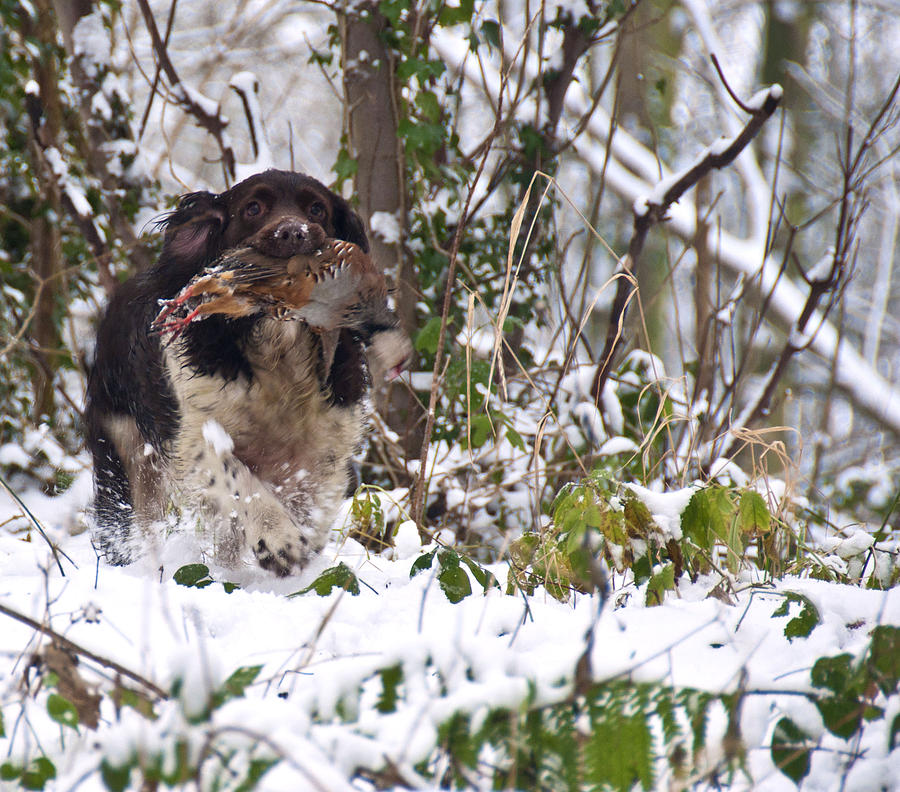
[1, 1, 899, 790]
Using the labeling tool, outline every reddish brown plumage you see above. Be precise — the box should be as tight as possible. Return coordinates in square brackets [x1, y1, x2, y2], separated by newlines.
[153, 238, 388, 338]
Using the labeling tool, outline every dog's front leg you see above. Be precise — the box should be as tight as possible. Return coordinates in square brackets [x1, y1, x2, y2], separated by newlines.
[181, 423, 317, 576]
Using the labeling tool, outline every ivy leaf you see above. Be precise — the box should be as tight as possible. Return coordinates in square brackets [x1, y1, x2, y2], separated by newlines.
[867, 625, 900, 695]
[173, 563, 213, 588]
[770, 717, 811, 784]
[47, 693, 79, 729]
[772, 592, 821, 641]
[291, 563, 360, 597]
[377, 664, 404, 713]
[645, 563, 675, 607]
[100, 760, 131, 792]
[19, 757, 56, 791]
[332, 147, 357, 187]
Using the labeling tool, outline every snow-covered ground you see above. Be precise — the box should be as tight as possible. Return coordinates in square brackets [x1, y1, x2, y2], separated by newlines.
[1, 470, 898, 790]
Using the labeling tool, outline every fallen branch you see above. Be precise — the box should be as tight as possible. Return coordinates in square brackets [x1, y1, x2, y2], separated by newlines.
[0, 601, 168, 700]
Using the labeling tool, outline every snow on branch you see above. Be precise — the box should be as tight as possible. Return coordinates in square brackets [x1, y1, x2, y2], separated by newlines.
[591, 77, 783, 406]
[438, 31, 900, 439]
[135, 0, 237, 182]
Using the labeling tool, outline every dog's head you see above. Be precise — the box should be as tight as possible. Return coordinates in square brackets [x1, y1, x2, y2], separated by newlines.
[159, 170, 368, 269]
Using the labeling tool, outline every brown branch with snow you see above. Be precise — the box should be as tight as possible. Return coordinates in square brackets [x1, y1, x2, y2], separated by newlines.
[135, 0, 236, 183]
[590, 71, 783, 411]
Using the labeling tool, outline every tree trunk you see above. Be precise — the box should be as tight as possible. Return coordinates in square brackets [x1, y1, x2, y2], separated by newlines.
[343, 3, 423, 456]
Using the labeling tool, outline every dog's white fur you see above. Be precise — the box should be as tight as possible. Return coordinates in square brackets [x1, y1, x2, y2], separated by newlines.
[161, 319, 365, 570]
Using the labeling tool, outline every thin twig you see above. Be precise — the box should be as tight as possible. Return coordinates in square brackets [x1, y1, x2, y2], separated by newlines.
[0, 476, 73, 576]
[0, 601, 168, 700]
[591, 78, 782, 408]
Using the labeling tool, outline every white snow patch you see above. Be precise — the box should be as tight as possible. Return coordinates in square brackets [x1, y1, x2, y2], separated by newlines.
[370, 211, 402, 244]
[202, 420, 234, 456]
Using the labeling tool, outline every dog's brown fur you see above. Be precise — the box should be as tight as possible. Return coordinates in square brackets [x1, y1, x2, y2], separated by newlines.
[85, 170, 409, 575]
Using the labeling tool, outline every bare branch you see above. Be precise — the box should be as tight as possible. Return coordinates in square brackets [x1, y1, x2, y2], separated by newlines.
[135, 0, 236, 182]
[591, 83, 783, 406]
[0, 601, 168, 700]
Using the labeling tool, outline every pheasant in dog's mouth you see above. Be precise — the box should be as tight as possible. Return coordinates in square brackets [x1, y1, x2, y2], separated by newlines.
[153, 238, 410, 379]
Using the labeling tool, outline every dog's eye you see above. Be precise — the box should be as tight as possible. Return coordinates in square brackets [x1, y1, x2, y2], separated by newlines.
[309, 201, 326, 221]
[244, 201, 262, 217]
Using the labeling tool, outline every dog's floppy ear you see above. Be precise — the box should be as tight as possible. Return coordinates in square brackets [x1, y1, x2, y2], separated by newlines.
[158, 191, 227, 264]
[331, 195, 370, 254]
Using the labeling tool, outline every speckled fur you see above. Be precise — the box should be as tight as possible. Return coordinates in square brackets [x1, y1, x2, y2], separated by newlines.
[84, 170, 389, 575]
[165, 320, 364, 572]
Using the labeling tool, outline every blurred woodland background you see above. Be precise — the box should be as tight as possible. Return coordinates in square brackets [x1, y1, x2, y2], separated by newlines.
[2, 0, 899, 541]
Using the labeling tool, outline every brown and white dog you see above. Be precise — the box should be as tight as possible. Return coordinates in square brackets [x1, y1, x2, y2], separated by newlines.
[85, 170, 410, 575]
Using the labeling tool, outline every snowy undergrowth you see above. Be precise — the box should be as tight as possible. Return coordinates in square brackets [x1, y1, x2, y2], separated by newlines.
[1, 467, 899, 792]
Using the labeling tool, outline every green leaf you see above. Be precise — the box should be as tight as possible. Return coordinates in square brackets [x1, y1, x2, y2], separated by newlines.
[414, 316, 442, 355]
[867, 625, 900, 695]
[0, 763, 21, 782]
[645, 563, 675, 606]
[437, 551, 473, 603]
[770, 717, 811, 784]
[467, 413, 494, 448]
[584, 690, 654, 790]
[0, 707, 4, 737]
[772, 592, 821, 641]
[410, 549, 437, 578]
[681, 488, 714, 552]
[291, 563, 360, 597]
[738, 490, 771, 534]
[173, 563, 213, 588]
[234, 758, 279, 792]
[20, 757, 56, 790]
[332, 147, 357, 186]
[480, 19, 501, 48]
[219, 665, 263, 704]
[504, 423, 526, 451]
[890, 713, 900, 751]
[100, 760, 131, 792]
[460, 555, 499, 592]
[415, 90, 442, 123]
[437, 0, 475, 26]
[811, 654, 855, 694]
[377, 664, 404, 713]
[816, 694, 863, 740]
[47, 693, 79, 728]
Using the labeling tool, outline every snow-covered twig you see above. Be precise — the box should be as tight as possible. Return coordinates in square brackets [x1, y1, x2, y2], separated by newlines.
[439, 30, 900, 438]
[0, 601, 168, 700]
[589, 78, 783, 409]
[135, 0, 236, 182]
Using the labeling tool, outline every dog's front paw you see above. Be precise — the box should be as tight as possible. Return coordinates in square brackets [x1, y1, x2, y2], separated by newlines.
[249, 523, 312, 577]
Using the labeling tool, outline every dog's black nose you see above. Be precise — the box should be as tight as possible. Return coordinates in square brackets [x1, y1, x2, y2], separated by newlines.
[253, 218, 326, 257]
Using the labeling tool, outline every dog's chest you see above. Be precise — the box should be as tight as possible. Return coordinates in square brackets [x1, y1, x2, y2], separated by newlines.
[167, 321, 363, 487]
